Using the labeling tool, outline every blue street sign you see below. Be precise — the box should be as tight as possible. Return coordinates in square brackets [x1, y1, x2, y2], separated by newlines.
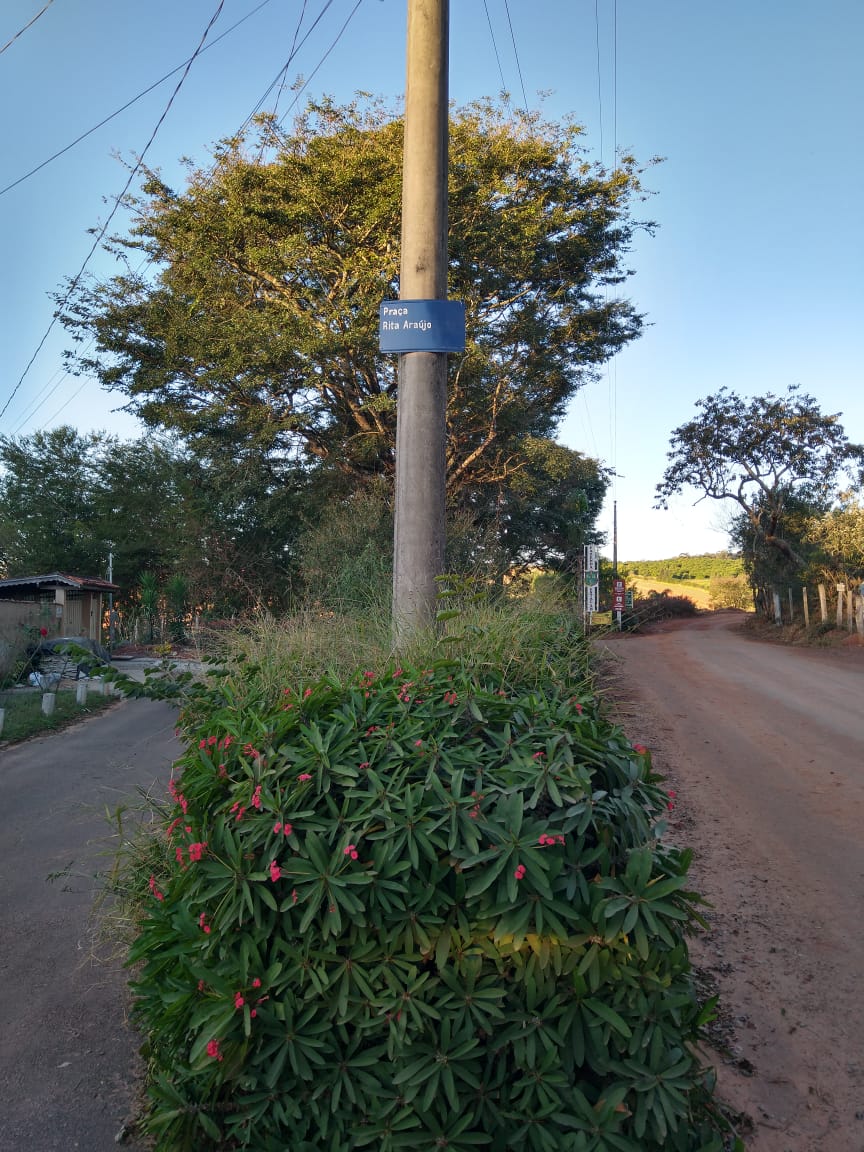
[379, 299, 466, 353]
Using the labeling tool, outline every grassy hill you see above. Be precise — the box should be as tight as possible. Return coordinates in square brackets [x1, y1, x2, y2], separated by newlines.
[619, 552, 743, 587]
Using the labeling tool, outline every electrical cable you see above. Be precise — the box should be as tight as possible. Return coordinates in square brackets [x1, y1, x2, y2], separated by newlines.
[502, 0, 529, 112]
[275, 0, 365, 128]
[0, 0, 226, 423]
[21, 0, 364, 434]
[594, 0, 604, 160]
[482, 0, 508, 97]
[0, 0, 275, 198]
[272, 0, 309, 121]
[0, 0, 54, 56]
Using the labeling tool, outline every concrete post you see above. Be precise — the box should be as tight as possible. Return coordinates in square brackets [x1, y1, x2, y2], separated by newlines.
[392, 0, 450, 647]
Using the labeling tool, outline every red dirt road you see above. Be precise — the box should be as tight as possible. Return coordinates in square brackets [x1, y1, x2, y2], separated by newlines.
[601, 612, 864, 1152]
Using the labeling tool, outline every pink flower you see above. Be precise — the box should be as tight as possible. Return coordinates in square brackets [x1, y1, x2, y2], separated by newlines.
[291, 888, 298, 905]
[538, 833, 566, 847]
[242, 743, 261, 760]
[304, 688, 313, 698]
[366, 726, 378, 735]
[632, 743, 648, 755]
[532, 751, 544, 760]
[269, 860, 281, 882]
[514, 864, 526, 880]
[206, 1039, 223, 1062]
[197, 979, 205, 992]
[273, 821, 282, 834]
[188, 842, 207, 862]
[234, 992, 245, 1010]
[343, 844, 359, 860]
[230, 802, 246, 823]
[414, 739, 423, 748]
[175, 846, 185, 866]
[251, 785, 262, 810]
[297, 773, 312, 782]
[148, 875, 164, 901]
[358, 762, 370, 770]
[252, 978, 262, 989]
[199, 912, 211, 934]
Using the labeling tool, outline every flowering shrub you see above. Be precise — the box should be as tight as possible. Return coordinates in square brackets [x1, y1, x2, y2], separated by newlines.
[128, 618, 721, 1151]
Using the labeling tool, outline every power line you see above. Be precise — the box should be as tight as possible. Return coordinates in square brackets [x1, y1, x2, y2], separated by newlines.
[0, 0, 275, 198]
[276, 0, 366, 127]
[22, 0, 365, 434]
[502, 0, 529, 112]
[0, 0, 54, 56]
[482, 0, 507, 96]
[272, 0, 309, 121]
[0, 0, 226, 423]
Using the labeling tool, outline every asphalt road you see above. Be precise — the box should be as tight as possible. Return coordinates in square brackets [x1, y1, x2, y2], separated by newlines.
[0, 699, 180, 1152]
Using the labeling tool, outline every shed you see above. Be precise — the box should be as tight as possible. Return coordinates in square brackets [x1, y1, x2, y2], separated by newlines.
[0, 573, 119, 644]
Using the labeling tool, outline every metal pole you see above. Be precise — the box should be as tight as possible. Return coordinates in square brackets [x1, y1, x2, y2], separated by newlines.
[392, 0, 449, 647]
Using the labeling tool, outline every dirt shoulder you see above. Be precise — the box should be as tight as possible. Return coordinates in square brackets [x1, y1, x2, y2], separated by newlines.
[599, 612, 864, 1152]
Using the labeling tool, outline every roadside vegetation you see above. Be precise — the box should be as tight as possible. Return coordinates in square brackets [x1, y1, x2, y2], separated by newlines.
[105, 584, 738, 1152]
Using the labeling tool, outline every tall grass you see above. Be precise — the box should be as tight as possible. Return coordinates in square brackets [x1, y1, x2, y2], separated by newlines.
[206, 582, 592, 709]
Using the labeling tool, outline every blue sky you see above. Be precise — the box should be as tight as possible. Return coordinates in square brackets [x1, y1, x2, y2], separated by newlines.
[1, 0, 862, 559]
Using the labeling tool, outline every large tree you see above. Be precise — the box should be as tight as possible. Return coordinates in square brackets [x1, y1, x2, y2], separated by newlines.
[656, 386, 864, 568]
[60, 97, 649, 544]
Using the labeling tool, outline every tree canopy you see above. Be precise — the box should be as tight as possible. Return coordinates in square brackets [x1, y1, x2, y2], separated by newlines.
[60, 97, 648, 564]
[0, 428, 303, 611]
[656, 386, 864, 568]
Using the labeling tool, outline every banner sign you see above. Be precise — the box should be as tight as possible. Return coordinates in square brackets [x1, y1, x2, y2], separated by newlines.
[379, 299, 466, 353]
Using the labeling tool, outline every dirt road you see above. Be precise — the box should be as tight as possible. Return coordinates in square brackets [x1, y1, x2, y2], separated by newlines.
[601, 612, 864, 1152]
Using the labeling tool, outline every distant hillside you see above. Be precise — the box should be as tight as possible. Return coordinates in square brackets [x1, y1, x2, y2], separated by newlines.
[619, 552, 743, 583]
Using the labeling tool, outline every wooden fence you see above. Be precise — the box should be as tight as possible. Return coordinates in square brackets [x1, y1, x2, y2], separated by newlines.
[759, 583, 864, 633]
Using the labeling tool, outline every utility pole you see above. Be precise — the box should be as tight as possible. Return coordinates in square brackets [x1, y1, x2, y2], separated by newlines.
[391, 0, 450, 647]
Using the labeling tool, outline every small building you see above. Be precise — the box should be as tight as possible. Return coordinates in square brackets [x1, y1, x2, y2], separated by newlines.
[0, 573, 119, 644]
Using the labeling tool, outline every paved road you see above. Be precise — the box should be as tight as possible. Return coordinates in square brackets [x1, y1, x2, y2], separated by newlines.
[0, 699, 180, 1152]
[601, 613, 864, 1151]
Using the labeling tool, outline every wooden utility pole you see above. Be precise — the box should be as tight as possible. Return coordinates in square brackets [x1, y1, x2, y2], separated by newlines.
[391, 0, 450, 646]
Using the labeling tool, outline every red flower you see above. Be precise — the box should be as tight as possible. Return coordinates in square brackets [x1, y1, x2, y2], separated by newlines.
[188, 842, 207, 862]
[343, 844, 359, 860]
[297, 773, 312, 782]
[632, 743, 648, 755]
[198, 912, 211, 934]
[148, 875, 164, 901]
[39, 627, 48, 637]
[514, 864, 526, 880]
[206, 1039, 223, 1062]
[252, 978, 262, 989]
[269, 860, 281, 882]
[251, 785, 262, 810]
[234, 992, 245, 1010]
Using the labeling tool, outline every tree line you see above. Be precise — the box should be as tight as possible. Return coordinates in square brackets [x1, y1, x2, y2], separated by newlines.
[2, 98, 652, 614]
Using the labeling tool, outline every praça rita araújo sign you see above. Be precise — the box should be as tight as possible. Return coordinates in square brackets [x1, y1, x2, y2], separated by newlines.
[379, 299, 466, 353]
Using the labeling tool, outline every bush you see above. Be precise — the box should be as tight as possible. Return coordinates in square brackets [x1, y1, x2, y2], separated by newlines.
[708, 577, 751, 611]
[622, 591, 700, 630]
[125, 608, 722, 1152]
